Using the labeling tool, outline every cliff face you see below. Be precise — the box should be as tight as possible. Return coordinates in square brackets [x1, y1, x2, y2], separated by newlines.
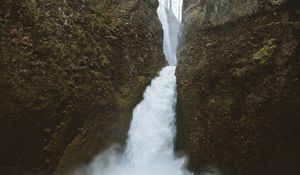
[177, 0, 300, 175]
[182, 0, 287, 29]
[0, 0, 164, 174]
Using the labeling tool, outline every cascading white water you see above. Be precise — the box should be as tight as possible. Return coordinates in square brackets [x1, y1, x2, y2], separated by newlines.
[74, 1, 190, 175]
[122, 65, 190, 175]
[157, 0, 182, 65]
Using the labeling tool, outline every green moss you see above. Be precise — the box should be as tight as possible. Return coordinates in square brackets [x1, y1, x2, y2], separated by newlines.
[137, 75, 146, 83]
[252, 39, 277, 65]
[0, 0, 164, 174]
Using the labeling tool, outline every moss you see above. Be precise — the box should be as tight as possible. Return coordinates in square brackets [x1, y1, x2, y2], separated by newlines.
[0, 0, 164, 174]
[177, 3, 300, 175]
[230, 66, 251, 77]
[137, 75, 146, 83]
[252, 39, 277, 65]
[100, 56, 111, 66]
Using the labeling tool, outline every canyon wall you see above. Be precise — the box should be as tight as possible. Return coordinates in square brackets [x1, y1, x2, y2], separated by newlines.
[176, 0, 300, 175]
[0, 0, 164, 174]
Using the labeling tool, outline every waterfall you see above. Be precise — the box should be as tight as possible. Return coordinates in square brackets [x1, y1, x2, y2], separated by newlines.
[74, 1, 190, 175]
[157, 0, 182, 65]
[122, 65, 189, 175]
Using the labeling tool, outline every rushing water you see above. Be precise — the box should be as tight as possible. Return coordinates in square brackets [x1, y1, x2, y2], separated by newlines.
[157, 0, 182, 65]
[74, 1, 189, 175]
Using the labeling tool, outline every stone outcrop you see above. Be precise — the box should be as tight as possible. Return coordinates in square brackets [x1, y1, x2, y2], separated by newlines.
[177, 0, 300, 175]
[0, 0, 164, 174]
[182, 0, 288, 29]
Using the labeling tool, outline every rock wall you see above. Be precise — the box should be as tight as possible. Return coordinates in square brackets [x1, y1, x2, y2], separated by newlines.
[182, 0, 287, 29]
[177, 0, 300, 175]
[0, 0, 164, 174]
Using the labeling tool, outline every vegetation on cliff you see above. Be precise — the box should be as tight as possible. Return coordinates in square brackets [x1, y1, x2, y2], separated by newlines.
[177, 0, 300, 175]
[177, 1, 300, 175]
[0, 0, 164, 174]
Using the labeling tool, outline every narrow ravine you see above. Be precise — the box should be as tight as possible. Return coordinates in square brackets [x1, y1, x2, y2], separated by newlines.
[74, 1, 189, 174]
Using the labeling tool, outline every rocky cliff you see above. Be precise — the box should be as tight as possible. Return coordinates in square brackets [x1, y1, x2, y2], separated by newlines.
[177, 0, 300, 175]
[0, 0, 164, 174]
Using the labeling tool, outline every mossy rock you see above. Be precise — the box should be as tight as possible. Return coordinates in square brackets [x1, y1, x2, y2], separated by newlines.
[0, 0, 164, 174]
[177, 2, 300, 175]
[252, 39, 277, 65]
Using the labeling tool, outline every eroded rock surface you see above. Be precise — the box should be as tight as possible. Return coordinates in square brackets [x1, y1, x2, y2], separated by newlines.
[177, 0, 300, 175]
[0, 0, 164, 174]
[183, 0, 287, 29]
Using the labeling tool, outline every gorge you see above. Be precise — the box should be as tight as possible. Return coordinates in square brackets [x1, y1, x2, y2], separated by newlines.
[0, 0, 299, 175]
[73, 0, 189, 175]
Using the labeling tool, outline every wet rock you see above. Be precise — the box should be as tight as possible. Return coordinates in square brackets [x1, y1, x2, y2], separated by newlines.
[0, 0, 164, 174]
[177, 0, 300, 175]
[182, 0, 288, 30]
